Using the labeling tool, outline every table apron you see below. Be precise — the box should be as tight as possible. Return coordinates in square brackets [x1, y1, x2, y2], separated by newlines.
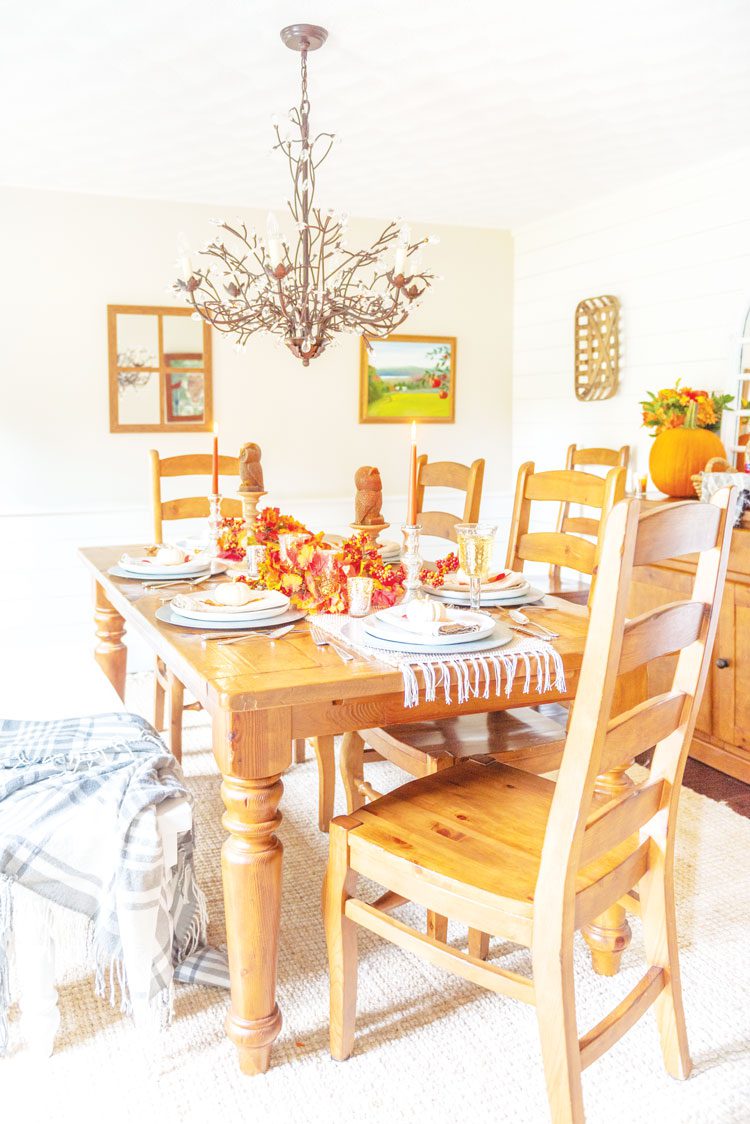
[289, 671, 578, 739]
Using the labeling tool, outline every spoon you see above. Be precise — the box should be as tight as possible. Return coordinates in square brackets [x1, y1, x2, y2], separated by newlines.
[507, 608, 559, 638]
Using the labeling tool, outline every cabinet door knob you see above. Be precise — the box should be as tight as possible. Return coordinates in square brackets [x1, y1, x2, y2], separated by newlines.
[715, 657, 730, 669]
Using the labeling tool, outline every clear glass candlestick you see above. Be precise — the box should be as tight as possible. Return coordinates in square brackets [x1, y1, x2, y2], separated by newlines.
[455, 522, 498, 612]
[401, 523, 423, 603]
[207, 493, 222, 560]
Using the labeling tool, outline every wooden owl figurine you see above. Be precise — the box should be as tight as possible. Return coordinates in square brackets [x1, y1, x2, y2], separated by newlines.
[354, 466, 385, 525]
[239, 443, 264, 491]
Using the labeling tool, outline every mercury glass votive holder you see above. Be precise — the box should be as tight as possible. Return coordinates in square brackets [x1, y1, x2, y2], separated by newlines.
[246, 543, 266, 582]
[347, 575, 374, 617]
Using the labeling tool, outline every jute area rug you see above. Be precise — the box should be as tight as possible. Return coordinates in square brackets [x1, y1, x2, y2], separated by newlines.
[2, 674, 749, 1124]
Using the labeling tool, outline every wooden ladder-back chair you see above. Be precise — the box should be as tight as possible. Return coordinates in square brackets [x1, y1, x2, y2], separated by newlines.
[150, 450, 245, 765]
[149, 451, 335, 830]
[324, 489, 735, 1123]
[415, 455, 485, 542]
[338, 459, 626, 838]
[150, 450, 243, 544]
[553, 444, 630, 573]
[507, 461, 627, 604]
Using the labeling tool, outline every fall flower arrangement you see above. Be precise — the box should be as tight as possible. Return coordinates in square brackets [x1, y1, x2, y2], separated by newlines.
[640, 382, 732, 436]
[234, 508, 459, 614]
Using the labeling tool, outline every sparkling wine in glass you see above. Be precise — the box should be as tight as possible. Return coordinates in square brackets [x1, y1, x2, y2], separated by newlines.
[455, 523, 498, 612]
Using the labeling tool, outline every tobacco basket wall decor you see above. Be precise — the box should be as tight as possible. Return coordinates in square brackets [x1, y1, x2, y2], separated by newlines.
[574, 295, 621, 402]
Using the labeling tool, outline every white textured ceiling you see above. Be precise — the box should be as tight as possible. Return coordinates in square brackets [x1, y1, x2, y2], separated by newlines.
[1, 0, 749, 228]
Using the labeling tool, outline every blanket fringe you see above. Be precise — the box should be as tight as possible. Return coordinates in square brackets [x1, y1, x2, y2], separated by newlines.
[0, 876, 12, 1055]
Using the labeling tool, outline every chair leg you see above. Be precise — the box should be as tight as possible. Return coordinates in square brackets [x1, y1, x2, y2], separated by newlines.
[639, 846, 692, 1080]
[532, 937, 585, 1124]
[340, 731, 366, 813]
[165, 671, 184, 764]
[323, 819, 359, 1061]
[293, 738, 308, 764]
[154, 658, 166, 731]
[311, 736, 336, 832]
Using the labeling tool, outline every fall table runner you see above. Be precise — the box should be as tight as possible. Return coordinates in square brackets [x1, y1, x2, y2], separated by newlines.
[309, 613, 566, 708]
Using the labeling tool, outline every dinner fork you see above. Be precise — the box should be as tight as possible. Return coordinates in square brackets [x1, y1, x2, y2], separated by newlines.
[143, 574, 215, 592]
[201, 624, 302, 645]
[310, 624, 355, 662]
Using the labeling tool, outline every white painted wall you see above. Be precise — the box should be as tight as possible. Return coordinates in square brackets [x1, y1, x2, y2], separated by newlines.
[0, 187, 513, 698]
[512, 148, 750, 482]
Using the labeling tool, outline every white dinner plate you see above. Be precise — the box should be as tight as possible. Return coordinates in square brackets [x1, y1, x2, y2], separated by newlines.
[155, 604, 306, 631]
[364, 607, 497, 648]
[170, 588, 289, 623]
[344, 617, 513, 654]
[427, 586, 546, 608]
[118, 552, 210, 577]
[107, 562, 225, 582]
[439, 577, 530, 598]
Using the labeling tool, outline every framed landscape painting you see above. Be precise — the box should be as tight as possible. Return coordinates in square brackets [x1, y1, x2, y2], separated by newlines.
[359, 333, 456, 423]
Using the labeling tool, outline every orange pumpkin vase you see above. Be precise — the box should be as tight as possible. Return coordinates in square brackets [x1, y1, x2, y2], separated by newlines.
[648, 403, 726, 498]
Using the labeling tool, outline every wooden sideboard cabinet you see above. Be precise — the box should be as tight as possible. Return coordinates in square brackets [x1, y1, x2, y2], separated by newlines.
[628, 526, 750, 783]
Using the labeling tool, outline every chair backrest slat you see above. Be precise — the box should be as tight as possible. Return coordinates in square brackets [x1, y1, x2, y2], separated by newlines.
[415, 456, 485, 543]
[568, 444, 631, 470]
[599, 690, 688, 775]
[150, 449, 242, 542]
[633, 501, 722, 566]
[506, 461, 626, 593]
[526, 470, 611, 508]
[579, 780, 665, 866]
[618, 601, 706, 676]
[533, 488, 735, 932]
[574, 840, 651, 929]
[516, 532, 597, 576]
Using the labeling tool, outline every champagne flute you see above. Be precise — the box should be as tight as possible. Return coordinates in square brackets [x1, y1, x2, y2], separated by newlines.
[455, 523, 498, 612]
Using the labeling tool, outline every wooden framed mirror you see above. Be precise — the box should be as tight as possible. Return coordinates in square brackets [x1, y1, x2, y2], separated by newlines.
[107, 305, 213, 433]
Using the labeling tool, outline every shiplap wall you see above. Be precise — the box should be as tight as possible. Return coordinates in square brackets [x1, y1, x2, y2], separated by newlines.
[513, 148, 750, 480]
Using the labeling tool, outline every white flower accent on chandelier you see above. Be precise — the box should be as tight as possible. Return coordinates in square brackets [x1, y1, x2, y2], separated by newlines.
[173, 23, 436, 366]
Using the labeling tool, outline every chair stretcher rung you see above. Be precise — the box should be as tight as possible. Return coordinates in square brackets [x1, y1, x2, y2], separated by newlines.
[345, 899, 535, 1005]
[579, 966, 666, 1069]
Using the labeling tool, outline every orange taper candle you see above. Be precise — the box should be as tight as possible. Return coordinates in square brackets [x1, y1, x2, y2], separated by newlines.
[211, 424, 219, 495]
[407, 421, 418, 525]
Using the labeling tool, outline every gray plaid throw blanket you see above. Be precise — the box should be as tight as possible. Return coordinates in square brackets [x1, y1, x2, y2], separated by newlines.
[0, 712, 208, 1052]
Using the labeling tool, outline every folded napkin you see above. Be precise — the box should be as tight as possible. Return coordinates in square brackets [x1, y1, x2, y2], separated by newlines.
[380, 599, 456, 637]
[443, 569, 527, 592]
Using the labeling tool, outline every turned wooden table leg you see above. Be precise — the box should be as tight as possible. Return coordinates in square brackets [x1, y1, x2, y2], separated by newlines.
[213, 708, 292, 1075]
[221, 773, 284, 1073]
[583, 762, 634, 975]
[93, 580, 127, 699]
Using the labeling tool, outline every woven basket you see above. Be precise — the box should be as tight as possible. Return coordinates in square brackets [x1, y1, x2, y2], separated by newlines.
[691, 457, 732, 498]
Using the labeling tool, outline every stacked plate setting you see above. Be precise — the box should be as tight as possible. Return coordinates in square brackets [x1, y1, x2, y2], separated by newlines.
[111, 551, 217, 581]
[360, 603, 513, 653]
[426, 572, 544, 609]
[160, 588, 301, 631]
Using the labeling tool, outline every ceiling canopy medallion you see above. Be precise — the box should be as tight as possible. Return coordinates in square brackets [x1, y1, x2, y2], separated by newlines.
[174, 24, 437, 366]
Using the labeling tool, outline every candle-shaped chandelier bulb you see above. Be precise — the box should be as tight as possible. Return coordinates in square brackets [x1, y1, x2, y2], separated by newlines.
[266, 212, 284, 270]
[174, 24, 436, 366]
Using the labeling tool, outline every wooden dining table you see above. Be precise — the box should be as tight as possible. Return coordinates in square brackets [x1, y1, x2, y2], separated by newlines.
[79, 545, 635, 1075]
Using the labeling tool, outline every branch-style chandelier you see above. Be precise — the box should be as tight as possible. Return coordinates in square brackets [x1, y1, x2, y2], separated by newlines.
[174, 23, 437, 365]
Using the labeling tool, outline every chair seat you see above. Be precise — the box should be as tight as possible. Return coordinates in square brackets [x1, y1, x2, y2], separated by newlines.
[532, 574, 591, 605]
[363, 705, 568, 775]
[347, 759, 626, 940]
